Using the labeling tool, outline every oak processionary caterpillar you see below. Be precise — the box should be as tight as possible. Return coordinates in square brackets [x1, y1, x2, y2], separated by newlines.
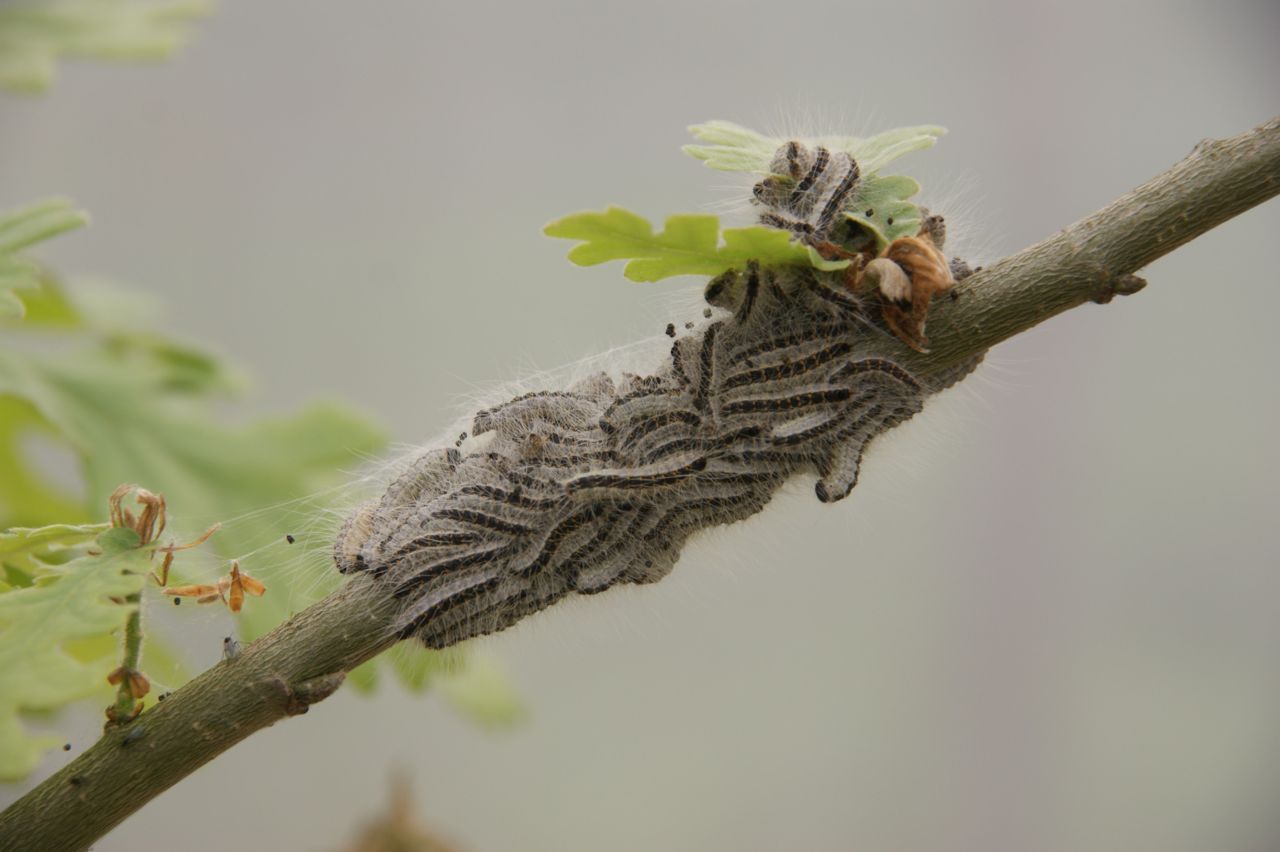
[335, 133, 983, 650]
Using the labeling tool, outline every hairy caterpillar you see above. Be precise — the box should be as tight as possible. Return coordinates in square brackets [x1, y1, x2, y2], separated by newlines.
[754, 140, 863, 249]
[750, 137, 960, 351]
[335, 139, 982, 650]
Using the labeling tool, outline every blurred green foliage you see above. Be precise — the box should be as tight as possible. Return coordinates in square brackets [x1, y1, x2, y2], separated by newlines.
[0, 193, 525, 779]
[0, 198, 387, 778]
[0, 5, 525, 778]
[0, 0, 210, 94]
[0, 199, 88, 320]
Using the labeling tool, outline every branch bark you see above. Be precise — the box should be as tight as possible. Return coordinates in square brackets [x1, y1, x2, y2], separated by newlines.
[2, 115, 1278, 852]
[0, 577, 402, 852]
[903, 115, 1280, 377]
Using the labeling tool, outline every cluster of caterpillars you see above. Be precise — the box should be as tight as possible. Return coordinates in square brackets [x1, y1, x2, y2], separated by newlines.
[334, 140, 982, 649]
[752, 139, 967, 353]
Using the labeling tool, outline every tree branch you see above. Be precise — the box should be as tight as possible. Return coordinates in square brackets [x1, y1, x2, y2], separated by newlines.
[0, 576, 402, 852]
[2, 115, 1278, 852]
[904, 115, 1280, 376]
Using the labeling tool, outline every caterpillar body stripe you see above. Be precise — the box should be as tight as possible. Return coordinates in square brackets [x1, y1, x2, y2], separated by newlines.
[336, 263, 982, 649]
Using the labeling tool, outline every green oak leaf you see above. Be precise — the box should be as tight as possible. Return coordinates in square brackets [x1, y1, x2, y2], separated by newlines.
[0, 199, 88, 257]
[1, 288, 514, 717]
[841, 174, 928, 246]
[0, 342, 387, 644]
[0, 523, 149, 780]
[0, 199, 88, 322]
[0, 522, 106, 588]
[544, 207, 849, 282]
[684, 120, 945, 175]
[678, 120, 779, 172]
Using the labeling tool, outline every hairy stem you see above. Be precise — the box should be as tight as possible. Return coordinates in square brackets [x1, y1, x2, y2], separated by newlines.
[108, 598, 144, 725]
[2, 115, 1278, 852]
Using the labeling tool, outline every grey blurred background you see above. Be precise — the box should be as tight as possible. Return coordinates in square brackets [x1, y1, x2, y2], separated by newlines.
[3, 0, 1280, 849]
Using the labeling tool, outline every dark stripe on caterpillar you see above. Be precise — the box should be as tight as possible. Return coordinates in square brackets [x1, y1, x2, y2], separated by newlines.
[802, 277, 865, 314]
[620, 409, 703, 445]
[721, 387, 852, 415]
[695, 322, 720, 409]
[457, 484, 563, 510]
[721, 341, 854, 390]
[431, 508, 536, 537]
[396, 576, 503, 639]
[815, 155, 860, 236]
[564, 456, 709, 493]
[641, 425, 764, 464]
[759, 212, 817, 237]
[503, 469, 562, 493]
[571, 505, 658, 593]
[600, 385, 680, 434]
[829, 357, 924, 392]
[387, 544, 516, 592]
[732, 323, 849, 361]
[792, 146, 830, 205]
[515, 505, 604, 579]
[785, 140, 803, 179]
[472, 390, 592, 434]
[388, 531, 484, 560]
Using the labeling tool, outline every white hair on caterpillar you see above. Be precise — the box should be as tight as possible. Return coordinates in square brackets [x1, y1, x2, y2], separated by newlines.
[331, 251, 983, 650]
[205, 126, 991, 654]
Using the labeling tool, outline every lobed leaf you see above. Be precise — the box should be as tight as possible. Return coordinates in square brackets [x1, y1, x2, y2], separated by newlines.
[1, 273, 520, 726]
[684, 120, 945, 176]
[0, 344, 387, 642]
[0, 522, 106, 588]
[0, 199, 88, 322]
[680, 120, 779, 173]
[544, 207, 848, 282]
[842, 173, 928, 246]
[0, 525, 149, 780]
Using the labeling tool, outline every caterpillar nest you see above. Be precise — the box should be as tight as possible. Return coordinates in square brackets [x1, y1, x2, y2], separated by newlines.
[335, 133, 983, 649]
